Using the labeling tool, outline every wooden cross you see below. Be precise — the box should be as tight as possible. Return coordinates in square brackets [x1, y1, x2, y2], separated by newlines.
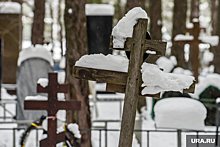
[174, 20, 206, 83]
[73, 19, 195, 147]
[24, 73, 81, 147]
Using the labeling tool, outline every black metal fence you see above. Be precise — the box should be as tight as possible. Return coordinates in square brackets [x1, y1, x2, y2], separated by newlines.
[0, 127, 219, 147]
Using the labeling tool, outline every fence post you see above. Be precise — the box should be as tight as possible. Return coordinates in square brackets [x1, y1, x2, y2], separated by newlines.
[147, 131, 149, 147]
[105, 122, 108, 147]
[177, 129, 181, 147]
[36, 129, 39, 147]
[13, 128, 15, 147]
[99, 129, 102, 147]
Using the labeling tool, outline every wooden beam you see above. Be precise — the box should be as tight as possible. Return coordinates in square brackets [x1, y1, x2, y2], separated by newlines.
[73, 66, 128, 85]
[106, 81, 195, 97]
[110, 36, 167, 56]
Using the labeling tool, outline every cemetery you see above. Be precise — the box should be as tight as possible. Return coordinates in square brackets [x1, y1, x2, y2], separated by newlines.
[0, 0, 220, 147]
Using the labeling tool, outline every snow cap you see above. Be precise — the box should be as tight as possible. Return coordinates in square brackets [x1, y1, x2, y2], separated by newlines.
[112, 7, 148, 48]
[154, 98, 207, 131]
[17, 44, 54, 67]
[75, 54, 129, 73]
[141, 63, 194, 94]
[0, 2, 21, 14]
[85, 4, 114, 16]
[67, 123, 81, 138]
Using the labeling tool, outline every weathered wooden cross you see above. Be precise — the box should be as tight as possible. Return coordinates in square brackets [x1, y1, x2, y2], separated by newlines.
[24, 73, 81, 147]
[174, 20, 206, 83]
[74, 19, 194, 147]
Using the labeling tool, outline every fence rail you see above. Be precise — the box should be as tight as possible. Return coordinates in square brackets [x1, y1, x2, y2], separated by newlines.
[0, 127, 219, 147]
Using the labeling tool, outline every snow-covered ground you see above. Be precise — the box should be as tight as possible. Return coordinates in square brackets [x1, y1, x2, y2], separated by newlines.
[0, 83, 218, 147]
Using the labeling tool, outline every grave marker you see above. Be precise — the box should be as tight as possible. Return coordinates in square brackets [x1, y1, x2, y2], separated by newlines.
[24, 73, 81, 147]
[74, 18, 195, 147]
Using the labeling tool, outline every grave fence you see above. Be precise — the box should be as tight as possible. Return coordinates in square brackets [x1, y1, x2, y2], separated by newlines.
[0, 127, 218, 147]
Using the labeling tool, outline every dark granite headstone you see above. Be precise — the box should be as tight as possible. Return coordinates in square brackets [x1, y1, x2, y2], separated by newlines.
[87, 16, 113, 55]
[16, 58, 53, 121]
[199, 86, 220, 125]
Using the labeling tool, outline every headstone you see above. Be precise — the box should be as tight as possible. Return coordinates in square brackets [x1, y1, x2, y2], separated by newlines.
[0, 2, 22, 84]
[86, 4, 114, 55]
[16, 45, 54, 121]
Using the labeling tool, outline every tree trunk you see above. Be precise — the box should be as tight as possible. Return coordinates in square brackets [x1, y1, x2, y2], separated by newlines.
[147, 0, 162, 64]
[213, 0, 220, 74]
[126, 0, 146, 13]
[58, 0, 64, 56]
[190, 0, 199, 22]
[64, 0, 91, 147]
[31, 0, 45, 45]
[171, 0, 187, 68]
[211, 0, 218, 35]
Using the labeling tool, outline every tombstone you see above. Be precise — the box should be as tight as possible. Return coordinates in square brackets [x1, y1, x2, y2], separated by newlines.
[199, 86, 220, 125]
[86, 4, 114, 55]
[0, 2, 22, 84]
[16, 45, 54, 121]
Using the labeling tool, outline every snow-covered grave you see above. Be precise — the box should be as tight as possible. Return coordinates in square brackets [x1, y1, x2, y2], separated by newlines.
[17, 45, 54, 121]
[24, 73, 81, 146]
[73, 7, 195, 147]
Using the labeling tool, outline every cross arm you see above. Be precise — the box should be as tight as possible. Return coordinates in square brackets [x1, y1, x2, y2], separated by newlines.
[106, 81, 195, 97]
[58, 101, 81, 110]
[24, 101, 48, 110]
[109, 36, 167, 56]
[73, 66, 128, 85]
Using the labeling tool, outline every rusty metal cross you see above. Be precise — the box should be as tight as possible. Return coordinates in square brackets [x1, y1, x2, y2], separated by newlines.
[24, 72, 81, 147]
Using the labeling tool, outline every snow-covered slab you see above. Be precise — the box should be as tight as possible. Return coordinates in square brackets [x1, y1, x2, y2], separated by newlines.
[192, 74, 220, 98]
[199, 36, 219, 46]
[75, 54, 129, 72]
[112, 7, 148, 48]
[154, 97, 207, 131]
[141, 63, 195, 94]
[174, 34, 194, 41]
[0, 2, 21, 14]
[17, 44, 54, 67]
[85, 4, 114, 16]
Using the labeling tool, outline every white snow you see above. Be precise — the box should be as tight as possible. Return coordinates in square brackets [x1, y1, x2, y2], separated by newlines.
[199, 36, 219, 46]
[25, 95, 48, 101]
[75, 54, 129, 73]
[216, 98, 220, 104]
[154, 97, 207, 131]
[85, 4, 115, 16]
[67, 123, 81, 138]
[0, 2, 21, 14]
[192, 18, 199, 22]
[174, 34, 194, 41]
[17, 44, 54, 67]
[112, 7, 148, 48]
[37, 78, 49, 88]
[156, 56, 177, 73]
[202, 50, 214, 65]
[141, 63, 194, 94]
[172, 67, 193, 76]
[59, 56, 66, 69]
[186, 23, 194, 29]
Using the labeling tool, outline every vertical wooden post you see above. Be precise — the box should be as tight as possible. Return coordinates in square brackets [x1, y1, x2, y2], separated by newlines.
[191, 21, 200, 83]
[118, 19, 148, 147]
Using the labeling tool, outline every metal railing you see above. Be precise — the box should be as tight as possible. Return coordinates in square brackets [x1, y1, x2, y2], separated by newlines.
[0, 127, 219, 147]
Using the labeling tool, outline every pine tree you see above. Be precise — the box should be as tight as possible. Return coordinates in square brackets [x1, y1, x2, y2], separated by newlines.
[64, 0, 91, 146]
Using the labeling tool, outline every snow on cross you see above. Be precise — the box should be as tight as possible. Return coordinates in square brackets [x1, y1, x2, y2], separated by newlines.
[73, 7, 195, 147]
